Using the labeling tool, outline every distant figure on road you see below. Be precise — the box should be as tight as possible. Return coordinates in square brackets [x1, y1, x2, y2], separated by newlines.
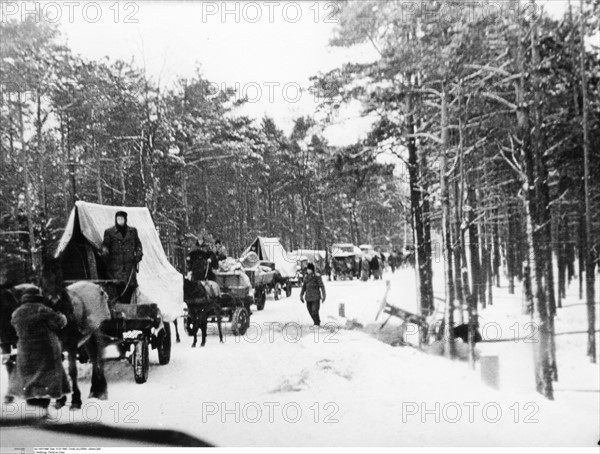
[300, 263, 326, 326]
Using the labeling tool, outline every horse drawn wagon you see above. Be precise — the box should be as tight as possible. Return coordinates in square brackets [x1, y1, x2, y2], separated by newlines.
[241, 237, 297, 307]
[330, 243, 361, 280]
[55, 201, 184, 384]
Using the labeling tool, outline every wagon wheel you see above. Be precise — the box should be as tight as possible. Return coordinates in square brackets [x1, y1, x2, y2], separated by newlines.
[157, 323, 172, 365]
[132, 334, 150, 384]
[255, 288, 266, 311]
[285, 281, 292, 298]
[231, 307, 250, 336]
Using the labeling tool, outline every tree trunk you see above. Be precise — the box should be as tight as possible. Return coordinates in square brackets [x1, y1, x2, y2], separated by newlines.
[407, 94, 434, 316]
[453, 180, 464, 320]
[579, 0, 597, 363]
[441, 89, 456, 358]
[467, 186, 481, 310]
[517, 9, 553, 398]
[17, 93, 39, 274]
[181, 161, 190, 233]
[507, 208, 516, 294]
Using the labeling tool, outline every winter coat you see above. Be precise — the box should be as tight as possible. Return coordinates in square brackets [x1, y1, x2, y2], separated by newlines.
[101, 225, 143, 286]
[187, 248, 219, 281]
[300, 273, 326, 302]
[8, 303, 71, 399]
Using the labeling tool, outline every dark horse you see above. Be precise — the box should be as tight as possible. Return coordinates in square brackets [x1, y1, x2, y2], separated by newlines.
[1, 256, 111, 409]
[182, 278, 223, 348]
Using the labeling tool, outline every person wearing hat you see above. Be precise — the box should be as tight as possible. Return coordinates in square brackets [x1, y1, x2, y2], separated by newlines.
[186, 238, 218, 282]
[214, 239, 228, 262]
[7, 286, 71, 409]
[300, 263, 326, 326]
[100, 210, 143, 304]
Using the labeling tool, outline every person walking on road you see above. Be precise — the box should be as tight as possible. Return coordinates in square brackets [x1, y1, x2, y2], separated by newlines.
[300, 263, 326, 326]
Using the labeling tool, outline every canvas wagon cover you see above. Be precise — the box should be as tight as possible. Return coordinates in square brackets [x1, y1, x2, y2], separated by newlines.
[55, 201, 184, 322]
[243, 237, 296, 278]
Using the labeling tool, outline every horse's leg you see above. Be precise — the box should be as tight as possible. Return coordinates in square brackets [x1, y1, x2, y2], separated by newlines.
[200, 313, 207, 347]
[87, 333, 108, 400]
[66, 345, 82, 410]
[2, 346, 15, 403]
[173, 320, 181, 343]
[191, 313, 198, 347]
[216, 310, 223, 343]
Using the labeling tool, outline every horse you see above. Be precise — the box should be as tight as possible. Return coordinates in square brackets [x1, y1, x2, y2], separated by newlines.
[182, 278, 223, 348]
[28, 257, 110, 409]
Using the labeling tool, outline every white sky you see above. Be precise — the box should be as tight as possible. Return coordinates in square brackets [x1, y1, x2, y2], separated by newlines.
[7, 1, 576, 145]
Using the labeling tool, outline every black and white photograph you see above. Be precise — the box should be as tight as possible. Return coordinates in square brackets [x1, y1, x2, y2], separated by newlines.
[0, 1, 599, 452]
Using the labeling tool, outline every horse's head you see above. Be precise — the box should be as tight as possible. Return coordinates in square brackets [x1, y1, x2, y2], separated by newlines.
[41, 256, 64, 302]
[0, 254, 32, 289]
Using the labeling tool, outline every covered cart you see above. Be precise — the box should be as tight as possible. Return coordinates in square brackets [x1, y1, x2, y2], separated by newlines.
[55, 201, 184, 383]
[241, 237, 297, 306]
[330, 243, 361, 280]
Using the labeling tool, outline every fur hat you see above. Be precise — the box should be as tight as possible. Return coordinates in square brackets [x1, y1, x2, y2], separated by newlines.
[307, 263, 315, 272]
[115, 210, 128, 219]
[19, 286, 44, 304]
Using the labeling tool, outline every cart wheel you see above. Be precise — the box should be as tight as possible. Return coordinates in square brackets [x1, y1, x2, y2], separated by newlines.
[285, 281, 292, 298]
[255, 289, 266, 311]
[157, 323, 171, 365]
[231, 307, 250, 336]
[133, 335, 149, 384]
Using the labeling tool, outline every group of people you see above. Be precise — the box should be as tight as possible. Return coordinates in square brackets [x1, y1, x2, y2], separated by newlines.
[4, 210, 143, 409]
[4, 212, 329, 410]
[185, 236, 228, 282]
[184, 236, 327, 327]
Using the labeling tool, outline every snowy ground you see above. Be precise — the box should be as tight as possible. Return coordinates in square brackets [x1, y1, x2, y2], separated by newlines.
[1, 266, 599, 448]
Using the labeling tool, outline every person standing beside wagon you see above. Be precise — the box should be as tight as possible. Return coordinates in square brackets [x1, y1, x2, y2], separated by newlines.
[100, 210, 143, 304]
[300, 263, 326, 326]
[7, 286, 71, 410]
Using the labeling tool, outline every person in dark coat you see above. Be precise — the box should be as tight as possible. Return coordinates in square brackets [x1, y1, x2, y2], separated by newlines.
[370, 254, 381, 280]
[214, 239, 228, 262]
[100, 211, 143, 304]
[8, 287, 71, 409]
[186, 240, 218, 281]
[300, 263, 326, 326]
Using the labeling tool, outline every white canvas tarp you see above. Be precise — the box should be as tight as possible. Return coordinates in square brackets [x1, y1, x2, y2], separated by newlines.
[55, 201, 184, 322]
[242, 237, 297, 278]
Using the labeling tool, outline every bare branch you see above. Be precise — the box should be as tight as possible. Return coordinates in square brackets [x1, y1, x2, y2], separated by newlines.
[465, 64, 512, 78]
[481, 92, 518, 110]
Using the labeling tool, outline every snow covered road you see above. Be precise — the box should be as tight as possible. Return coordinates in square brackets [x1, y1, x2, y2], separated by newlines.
[1, 268, 598, 448]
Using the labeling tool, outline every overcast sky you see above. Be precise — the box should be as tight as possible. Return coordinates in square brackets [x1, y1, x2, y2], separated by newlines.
[28, 1, 575, 145]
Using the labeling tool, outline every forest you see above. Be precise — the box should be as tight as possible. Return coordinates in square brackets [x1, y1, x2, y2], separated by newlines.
[1, 0, 598, 399]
